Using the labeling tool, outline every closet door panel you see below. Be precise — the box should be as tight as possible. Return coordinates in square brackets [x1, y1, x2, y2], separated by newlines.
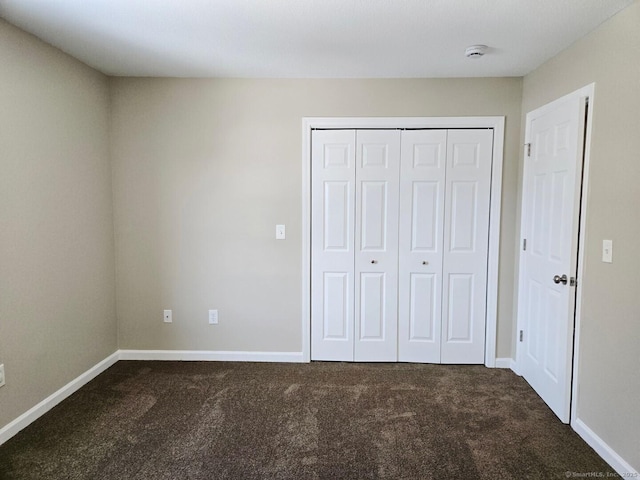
[445, 274, 474, 341]
[441, 129, 493, 364]
[323, 181, 351, 251]
[398, 130, 447, 363]
[354, 130, 400, 362]
[360, 181, 388, 250]
[323, 272, 350, 339]
[408, 273, 437, 341]
[311, 130, 356, 361]
[359, 272, 385, 339]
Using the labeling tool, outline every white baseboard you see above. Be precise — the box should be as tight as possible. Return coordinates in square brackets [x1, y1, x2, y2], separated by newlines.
[118, 349, 305, 363]
[0, 349, 304, 446]
[572, 418, 638, 476]
[0, 351, 119, 446]
[8, 349, 634, 477]
[495, 357, 517, 371]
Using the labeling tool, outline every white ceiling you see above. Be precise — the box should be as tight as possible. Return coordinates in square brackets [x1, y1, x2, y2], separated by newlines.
[0, 0, 634, 78]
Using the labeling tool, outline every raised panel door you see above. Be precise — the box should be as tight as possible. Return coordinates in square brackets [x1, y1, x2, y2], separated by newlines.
[311, 130, 356, 361]
[354, 130, 400, 362]
[441, 129, 493, 364]
[398, 130, 447, 362]
[520, 96, 586, 422]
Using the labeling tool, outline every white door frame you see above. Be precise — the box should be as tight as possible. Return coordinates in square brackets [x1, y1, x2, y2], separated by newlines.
[301, 116, 506, 367]
[515, 84, 595, 424]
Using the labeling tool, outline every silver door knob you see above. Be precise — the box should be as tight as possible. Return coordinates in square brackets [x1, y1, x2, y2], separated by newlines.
[371, 260, 377, 264]
[553, 274, 568, 285]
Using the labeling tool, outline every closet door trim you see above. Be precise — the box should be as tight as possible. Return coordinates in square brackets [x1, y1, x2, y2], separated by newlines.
[302, 117, 505, 367]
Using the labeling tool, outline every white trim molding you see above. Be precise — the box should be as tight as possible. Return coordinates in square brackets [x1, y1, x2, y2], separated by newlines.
[3, 346, 635, 477]
[569, 83, 596, 425]
[302, 116, 506, 367]
[0, 349, 305, 446]
[572, 418, 638, 477]
[0, 351, 119, 446]
[495, 357, 517, 370]
[118, 350, 304, 362]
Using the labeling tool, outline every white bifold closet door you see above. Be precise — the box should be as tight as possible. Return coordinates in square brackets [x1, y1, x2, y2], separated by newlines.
[354, 130, 400, 361]
[440, 129, 492, 363]
[311, 129, 400, 361]
[311, 130, 355, 361]
[397, 129, 492, 363]
[397, 130, 447, 363]
[312, 128, 492, 364]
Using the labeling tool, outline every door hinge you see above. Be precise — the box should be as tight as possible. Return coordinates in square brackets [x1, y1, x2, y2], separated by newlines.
[525, 143, 531, 157]
[519, 330, 524, 342]
[523, 239, 527, 251]
[570, 277, 577, 287]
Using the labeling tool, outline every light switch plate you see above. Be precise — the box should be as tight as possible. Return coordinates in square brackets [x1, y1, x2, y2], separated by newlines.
[602, 239, 613, 263]
[276, 224, 286, 240]
[0, 364, 5, 388]
[163, 309, 172, 323]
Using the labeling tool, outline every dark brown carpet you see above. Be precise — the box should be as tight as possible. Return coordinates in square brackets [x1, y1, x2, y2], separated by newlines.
[0, 361, 613, 479]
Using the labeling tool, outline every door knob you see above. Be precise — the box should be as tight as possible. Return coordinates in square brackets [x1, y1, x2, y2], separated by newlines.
[422, 261, 428, 265]
[553, 274, 568, 285]
[371, 260, 377, 264]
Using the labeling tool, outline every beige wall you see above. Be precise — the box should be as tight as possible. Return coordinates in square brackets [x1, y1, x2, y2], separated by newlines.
[0, 20, 117, 428]
[1, 0, 637, 469]
[521, 0, 640, 470]
[2, 0, 638, 470]
[110, 77, 522, 357]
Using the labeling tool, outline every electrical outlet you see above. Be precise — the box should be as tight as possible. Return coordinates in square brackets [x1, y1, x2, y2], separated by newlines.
[208, 309, 218, 325]
[163, 310, 172, 323]
[0, 364, 5, 388]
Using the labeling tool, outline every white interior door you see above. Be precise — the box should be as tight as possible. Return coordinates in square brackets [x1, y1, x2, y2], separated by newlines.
[398, 130, 447, 362]
[519, 96, 586, 423]
[311, 130, 356, 361]
[441, 130, 493, 364]
[354, 130, 400, 361]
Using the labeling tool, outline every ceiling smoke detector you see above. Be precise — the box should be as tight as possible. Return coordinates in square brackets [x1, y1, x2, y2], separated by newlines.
[465, 45, 488, 58]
